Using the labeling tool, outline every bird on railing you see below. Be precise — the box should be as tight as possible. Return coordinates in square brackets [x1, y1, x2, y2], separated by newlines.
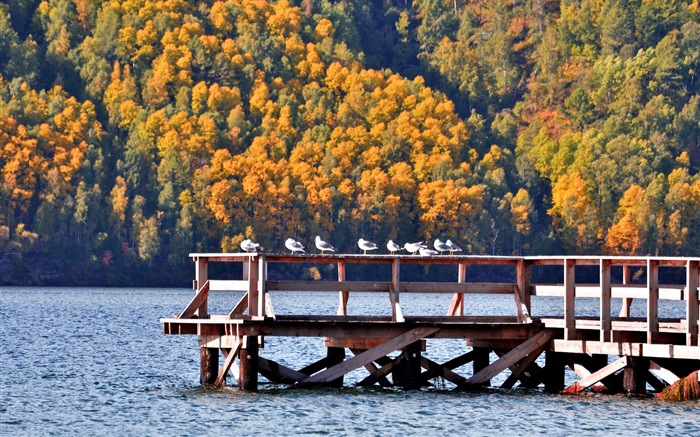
[240, 239, 261, 253]
[285, 238, 305, 254]
[434, 239, 450, 254]
[404, 241, 427, 255]
[315, 236, 336, 255]
[420, 247, 439, 256]
[387, 240, 402, 254]
[446, 239, 462, 255]
[358, 238, 378, 255]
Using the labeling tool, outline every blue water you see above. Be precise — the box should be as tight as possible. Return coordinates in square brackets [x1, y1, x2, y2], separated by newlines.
[1, 287, 698, 436]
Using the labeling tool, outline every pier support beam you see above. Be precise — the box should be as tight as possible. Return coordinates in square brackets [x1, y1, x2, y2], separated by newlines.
[200, 347, 219, 385]
[326, 347, 346, 387]
[399, 342, 423, 390]
[543, 351, 565, 393]
[239, 337, 259, 391]
[623, 357, 649, 395]
[472, 348, 491, 386]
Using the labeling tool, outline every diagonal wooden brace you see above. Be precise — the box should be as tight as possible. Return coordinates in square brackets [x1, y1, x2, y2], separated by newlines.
[214, 337, 242, 387]
[292, 327, 440, 387]
[179, 280, 210, 319]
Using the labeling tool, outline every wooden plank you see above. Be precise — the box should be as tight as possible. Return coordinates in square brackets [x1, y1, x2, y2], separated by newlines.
[648, 259, 659, 344]
[532, 285, 687, 300]
[466, 329, 556, 385]
[517, 259, 531, 316]
[600, 258, 611, 342]
[228, 292, 248, 318]
[563, 356, 628, 394]
[389, 283, 405, 323]
[247, 258, 259, 317]
[500, 342, 547, 389]
[264, 293, 275, 320]
[564, 258, 576, 340]
[267, 280, 391, 292]
[208, 280, 249, 291]
[420, 357, 468, 387]
[620, 265, 633, 317]
[401, 282, 516, 294]
[214, 338, 242, 387]
[687, 260, 699, 346]
[357, 356, 403, 387]
[195, 258, 208, 317]
[648, 360, 680, 385]
[179, 281, 210, 319]
[551, 340, 700, 360]
[292, 327, 440, 386]
[258, 356, 308, 382]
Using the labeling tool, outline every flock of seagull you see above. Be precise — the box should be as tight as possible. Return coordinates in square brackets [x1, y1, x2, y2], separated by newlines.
[240, 237, 462, 256]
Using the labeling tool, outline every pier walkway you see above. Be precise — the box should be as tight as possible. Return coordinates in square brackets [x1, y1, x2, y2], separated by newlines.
[161, 254, 699, 394]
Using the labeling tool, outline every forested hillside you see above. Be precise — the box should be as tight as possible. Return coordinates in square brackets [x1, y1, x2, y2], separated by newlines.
[1, 0, 699, 285]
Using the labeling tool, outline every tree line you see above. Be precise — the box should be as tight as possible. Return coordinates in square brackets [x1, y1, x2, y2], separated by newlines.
[1, 0, 698, 285]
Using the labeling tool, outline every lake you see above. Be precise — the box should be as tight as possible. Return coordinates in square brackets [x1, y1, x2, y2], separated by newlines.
[1, 286, 698, 436]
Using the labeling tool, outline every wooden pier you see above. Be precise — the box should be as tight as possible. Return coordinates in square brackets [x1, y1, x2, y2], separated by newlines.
[161, 254, 699, 394]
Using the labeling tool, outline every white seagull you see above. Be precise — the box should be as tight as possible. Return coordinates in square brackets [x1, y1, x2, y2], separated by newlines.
[315, 236, 335, 254]
[358, 238, 378, 255]
[420, 247, 439, 256]
[240, 238, 261, 252]
[285, 238, 305, 254]
[445, 239, 462, 255]
[404, 241, 427, 255]
[387, 240, 402, 254]
[433, 239, 450, 254]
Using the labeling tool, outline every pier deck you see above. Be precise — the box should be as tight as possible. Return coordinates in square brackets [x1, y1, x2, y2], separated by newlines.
[161, 254, 699, 394]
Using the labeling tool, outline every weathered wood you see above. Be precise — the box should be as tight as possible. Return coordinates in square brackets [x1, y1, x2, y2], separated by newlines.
[532, 284, 689, 300]
[179, 281, 210, 319]
[200, 347, 218, 385]
[564, 258, 576, 340]
[293, 327, 440, 386]
[228, 292, 248, 318]
[247, 258, 259, 318]
[264, 293, 275, 320]
[600, 258, 611, 342]
[649, 360, 680, 385]
[337, 261, 348, 316]
[214, 338, 242, 386]
[647, 259, 659, 344]
[420, 357, 468, 387]
[620, 265, 633, 317]
[239, 336, 258, 391]
[687, 260, 699, 346]
[551, 340, 700, 360]
[513, 284, 532, 324]
[357, 355, 402, 387]
[563, 356, 628, 394]
[466, 330, 556, 386]
[500, 342, 547, 389]
[543, 351, 566, 393]
[399, 342, 423, 390]
[257, 356, 307, 383]
[447, 263, 466, 316]
[517, 259, 532, 315]
[195, 257, 208, 317]
[623, 357, 649, 394]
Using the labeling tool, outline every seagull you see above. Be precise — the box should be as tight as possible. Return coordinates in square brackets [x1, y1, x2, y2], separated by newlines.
[404, 241, 427, 255]
[434, 239, 450, 254]
[240, 238, 261, 252]
[420, 247, 439, 256]
[358, 238, 378, 255]
[285, 238, 305, 254]
[387, 240, 402, 254]
[445, 239, 462, 255]
[315, 236, 335, 254]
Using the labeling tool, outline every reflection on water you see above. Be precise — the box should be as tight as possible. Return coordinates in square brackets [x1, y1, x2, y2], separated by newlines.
[1, 287, 697, 436]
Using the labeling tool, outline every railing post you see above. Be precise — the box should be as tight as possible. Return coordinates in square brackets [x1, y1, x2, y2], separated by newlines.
[247, 256, 259, 317]
[517, 258, 531, 316]
[258, 255, 266, 318]
[600, 258, 611, 342]
[686, 260, 699, 346]
[391, 258, 404, 322]
[337, 260, 348, 316]
[448, 263, 466, 316]
[195, 256, 208, 318]
[647, 259, 659, 344]
[564, 258, 576, 340]
[619, 265, 633, 317]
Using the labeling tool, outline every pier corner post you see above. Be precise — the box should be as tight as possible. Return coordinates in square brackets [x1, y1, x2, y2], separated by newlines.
[623, 357, 649, 395]
[543, 350, 565, 393]
[239, 336, 259, 391]
[200, 347, 219, 385]
[473, 348, 491, 387]
[399, 342, 423, 390]
[326, 347, 346, 387]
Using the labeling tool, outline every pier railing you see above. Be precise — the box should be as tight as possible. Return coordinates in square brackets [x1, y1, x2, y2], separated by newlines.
[181, 253, 698, 347]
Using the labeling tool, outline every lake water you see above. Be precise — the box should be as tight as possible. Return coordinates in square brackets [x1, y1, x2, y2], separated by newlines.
[1, 286, 698, 436]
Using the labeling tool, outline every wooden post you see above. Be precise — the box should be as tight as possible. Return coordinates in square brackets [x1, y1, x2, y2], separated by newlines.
[391, 258, 404, 322]
[239, 336, 259, 391]
[400, 342, 423, 390]
[623, 357, 649, 395]
[337, 261, 348, 316]
[258, 254, 266, 318]
[600, 258, 612, 342]
[543, 351, 565, 393]
[564, 258, 576, 340]
[195, 256, 208, 318]
[200, 347, 219, 385]
[326, 347, 346, 387]
[647, 259, 659, 344]
[517, 258, 531, 315]
[472, 348, 491, 386]
[619, 265, 633, 317]
[247, 257, 259, 317]
[687, 260, 699, 346]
